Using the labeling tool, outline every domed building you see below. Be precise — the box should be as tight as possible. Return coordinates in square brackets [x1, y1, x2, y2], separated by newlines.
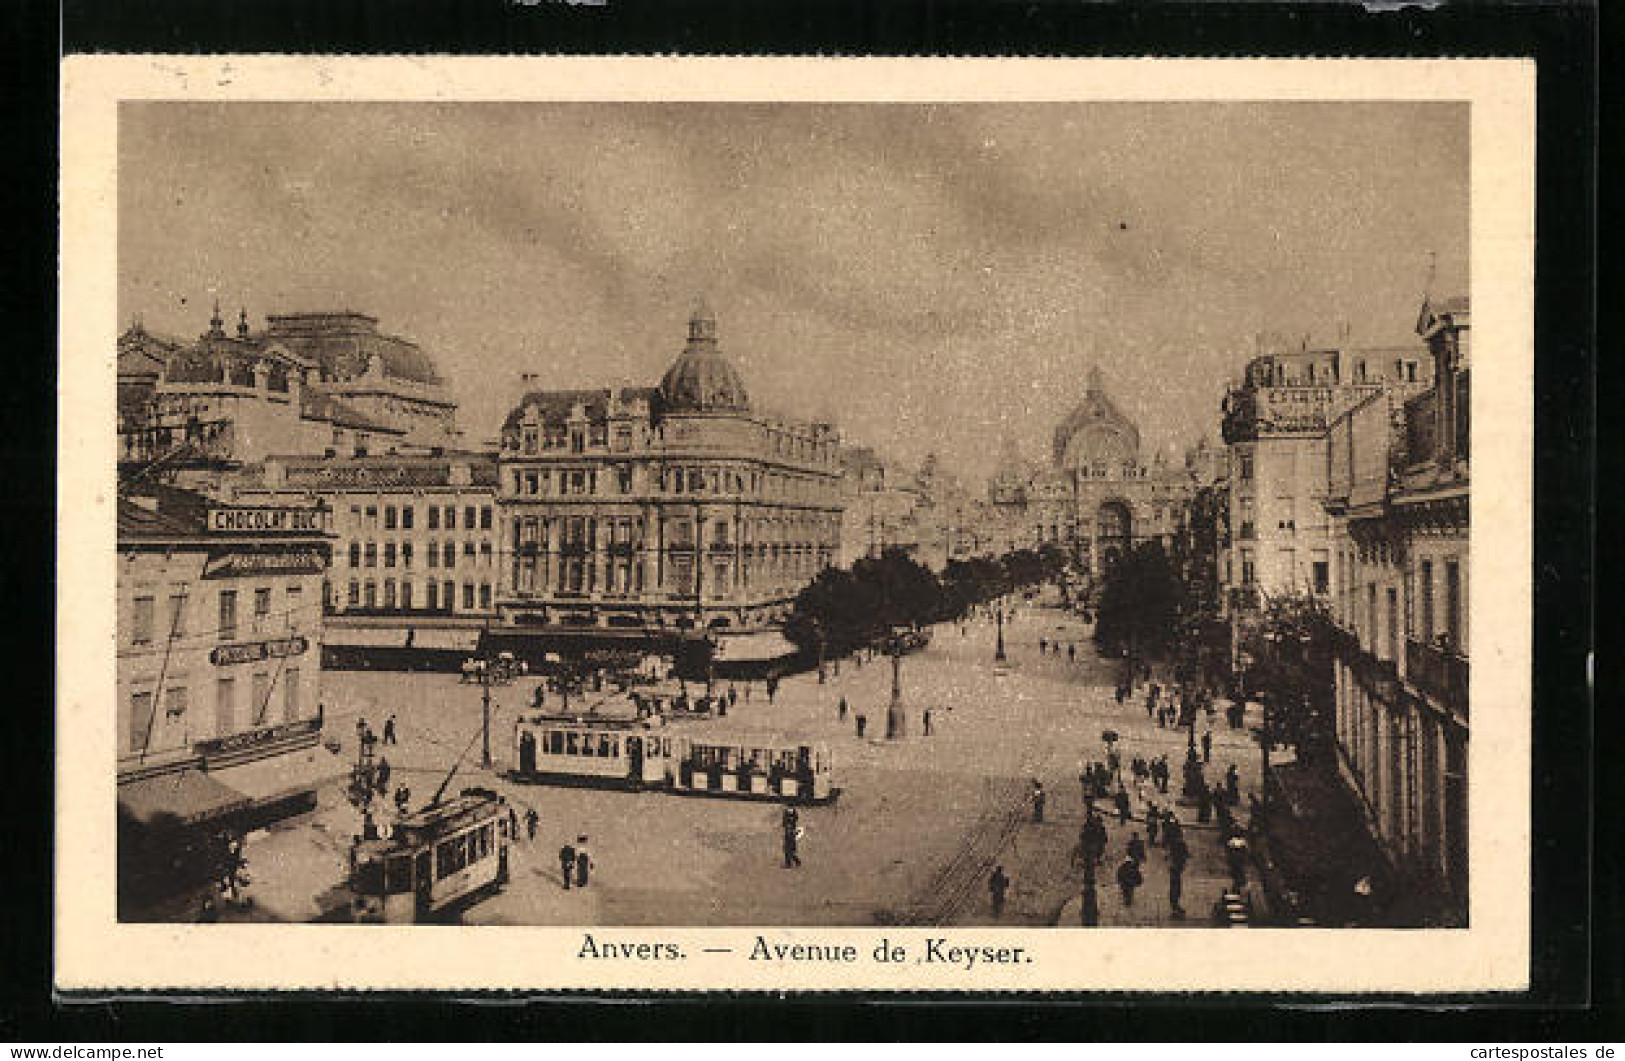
[990, 366, 1207, 576]
[495, 302, 844, 645]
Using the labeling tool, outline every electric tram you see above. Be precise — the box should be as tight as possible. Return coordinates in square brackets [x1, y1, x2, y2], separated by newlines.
[349, 786, 511, 923]
[513, 716, 835, 803]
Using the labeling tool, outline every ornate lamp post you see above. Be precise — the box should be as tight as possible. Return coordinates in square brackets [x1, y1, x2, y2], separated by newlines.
[994, 605, 1008, 664]
[885, 632, 906, 739]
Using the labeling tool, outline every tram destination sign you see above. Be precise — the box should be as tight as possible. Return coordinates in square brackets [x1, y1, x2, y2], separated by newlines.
[207, 505, 326, 535]
[210, 635, 311, 667]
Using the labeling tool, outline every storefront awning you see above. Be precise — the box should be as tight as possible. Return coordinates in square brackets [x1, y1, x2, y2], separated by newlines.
[713, 632, 801, 662]
[409, 628, 480, 651]
[118, 770, 253, 830]
[208, 744, 347, 807]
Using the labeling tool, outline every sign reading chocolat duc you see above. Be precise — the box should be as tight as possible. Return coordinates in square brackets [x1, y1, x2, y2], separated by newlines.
[210, 635, 310, 667]
[208, 506, 326, 534]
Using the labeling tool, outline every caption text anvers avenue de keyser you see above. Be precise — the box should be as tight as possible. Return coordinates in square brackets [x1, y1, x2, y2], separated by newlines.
[578, 934, 1033, 971]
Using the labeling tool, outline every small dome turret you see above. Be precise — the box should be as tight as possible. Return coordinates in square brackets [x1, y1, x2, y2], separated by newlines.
[658, 301, 750, 414]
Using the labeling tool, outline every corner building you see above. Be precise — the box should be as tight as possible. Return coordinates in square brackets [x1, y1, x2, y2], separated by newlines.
[495, 304, 843, 636]
[1322, 297, 1470, 924]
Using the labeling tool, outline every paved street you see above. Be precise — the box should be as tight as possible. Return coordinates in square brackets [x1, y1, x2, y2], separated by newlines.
[237, 599, 1264, 927]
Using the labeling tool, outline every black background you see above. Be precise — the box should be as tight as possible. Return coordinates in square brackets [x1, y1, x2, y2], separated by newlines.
[7, 0, 1605, 1042]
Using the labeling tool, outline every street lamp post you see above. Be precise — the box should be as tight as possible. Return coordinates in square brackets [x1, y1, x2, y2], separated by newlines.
[994, 605, 1007, 663]
[885, 634, 906, 739]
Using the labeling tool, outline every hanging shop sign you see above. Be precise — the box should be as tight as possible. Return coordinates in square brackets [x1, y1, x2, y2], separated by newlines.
[197, 716, 321, 762]
[202, 547, 327, 580]
[210, 635, 311, 667]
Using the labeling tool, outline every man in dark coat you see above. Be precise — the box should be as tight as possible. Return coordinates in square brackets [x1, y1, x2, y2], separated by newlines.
[383, 714, 397, 745]
[781, 807, 802, 868]
[1116, 854, 1143, 906]
[558, 841, 576, 890]
[1201, 728, 1212, 764]
[1031, 780, 1046, 823]
[989, 865, 1010, 918]
[1114, 786, 1131, 825]
[574, 836, 593, 888]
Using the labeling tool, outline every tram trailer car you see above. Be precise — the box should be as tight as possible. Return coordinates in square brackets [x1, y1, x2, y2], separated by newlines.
[350, 788, 511, 923]
[513, 717, 835, 804]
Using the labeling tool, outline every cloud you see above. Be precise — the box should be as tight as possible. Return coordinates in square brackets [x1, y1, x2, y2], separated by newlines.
[119, 101, 1468, 482]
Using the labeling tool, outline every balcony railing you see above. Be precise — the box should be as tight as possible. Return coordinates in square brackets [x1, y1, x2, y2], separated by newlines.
[1407, 637, 1469, 714]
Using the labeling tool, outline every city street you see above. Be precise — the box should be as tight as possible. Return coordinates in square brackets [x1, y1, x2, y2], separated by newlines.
[237, 599, 1264, 928]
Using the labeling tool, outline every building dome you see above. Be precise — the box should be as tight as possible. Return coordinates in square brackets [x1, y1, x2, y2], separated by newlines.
[658, 301, 751, 414]
[1052, 366, 1141, 469]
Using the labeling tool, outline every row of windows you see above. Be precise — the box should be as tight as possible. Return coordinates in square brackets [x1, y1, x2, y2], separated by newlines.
[129, 584, 305, 645]
[346, 540, 493, 569]
[348, 503, 494, 532]
[507, 464, 833, 502]
[126, 667, 304, 756]
[512, 514, 837, 549]
[436, 823, 497, 880]
[345, 579, 492, 611]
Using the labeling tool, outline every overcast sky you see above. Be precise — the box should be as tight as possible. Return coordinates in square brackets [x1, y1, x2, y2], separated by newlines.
[120, 102, 1468, 484]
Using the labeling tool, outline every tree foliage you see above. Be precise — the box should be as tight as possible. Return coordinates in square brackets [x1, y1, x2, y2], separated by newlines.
[1091, 540, 1186, 659]
[1240, 594, 1338, 761]
[785, 546, 1057, 655]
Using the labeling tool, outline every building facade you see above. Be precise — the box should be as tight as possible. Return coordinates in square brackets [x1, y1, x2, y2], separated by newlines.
[1219, 343, 1433, 613]
[116, 485, 341, 916]
[230, 451, 503, 622]
[495, 304, 843, 635]
[118, 307, 458, 475]
[988, 367, 1204, 576]
[1322, 297, 1470, 923]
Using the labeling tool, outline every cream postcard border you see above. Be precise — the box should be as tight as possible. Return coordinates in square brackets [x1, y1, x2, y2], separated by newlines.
[57, 55, 1534, 993]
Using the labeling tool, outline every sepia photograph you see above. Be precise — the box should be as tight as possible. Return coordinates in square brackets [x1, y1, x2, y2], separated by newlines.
[58, 56, 1533, 993]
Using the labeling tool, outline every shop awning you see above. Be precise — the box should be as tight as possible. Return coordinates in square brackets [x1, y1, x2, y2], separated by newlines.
[713, 632, 801, 662]
[118, 770, 253, 830]
[409, 628, 480, 651]
[208, 744, 347, 807]
[326, 627, 406, 647]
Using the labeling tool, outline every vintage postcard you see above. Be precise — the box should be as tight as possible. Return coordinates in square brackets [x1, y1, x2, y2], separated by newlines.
[58, 56, 1533, 993]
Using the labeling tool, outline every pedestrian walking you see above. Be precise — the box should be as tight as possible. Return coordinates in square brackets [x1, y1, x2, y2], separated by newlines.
[1168, 840, 1189, 918]
[1225, 834, 1249, 891]
[375, 756, 392, 795]
[855, 713, 867, 738]
[1145, 803, 1160, 847]
[1031, 780, 1046, 824]
[1079, 878, 1100, 926]
[1201, 728, 1212, 764]
[1114, 786, 1131, 825]
[1225, 764, 1241, 804]
[525, 807, 539, 842]
[989, 865, 1010, 918]
[1067, 643, 1076, 662]
[729, 684, 739, 710]
[383, 714, 397, 745]
[1127, 831, 1147, 864]
[558, 840, 577, 890]
[923, 708, 933, 736]
[782, 807, 802, 869]
[508, 806, 519, 841]
[394, 784, 410, 815]
[1039, 638, 1048, 654]
[838, 696, 848, 722]
[1081, 811, 1108, 868]
[1116, 854, 1143, 906]
[574, 836, 593, 888]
